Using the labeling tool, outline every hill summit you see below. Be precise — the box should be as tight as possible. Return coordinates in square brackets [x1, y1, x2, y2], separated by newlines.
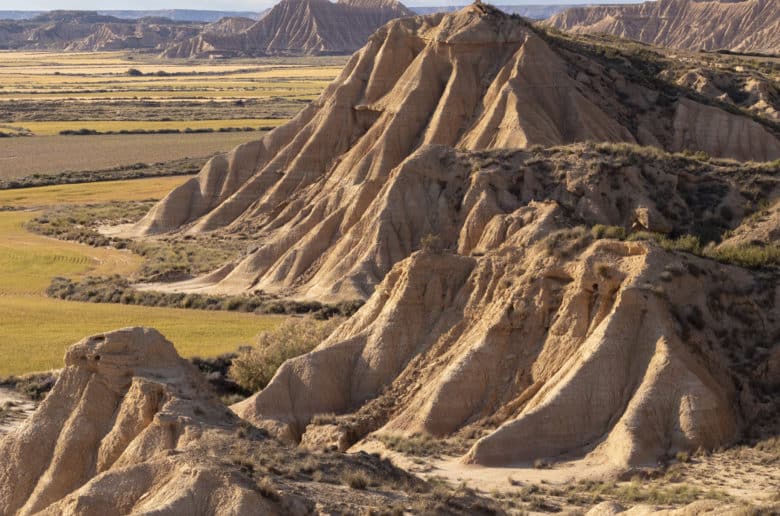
[160, 0, 414, 57]
[125, 5, 780, 472]
[135, 2, 780, 301]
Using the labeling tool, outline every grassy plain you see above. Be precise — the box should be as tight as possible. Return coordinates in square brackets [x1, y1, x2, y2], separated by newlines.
[0, 51, 341, 179]
[0, 51, 341, 375]
[0, 177, 282, 376]
[0, 175, 190, 206]
[0, 51, 342, 119]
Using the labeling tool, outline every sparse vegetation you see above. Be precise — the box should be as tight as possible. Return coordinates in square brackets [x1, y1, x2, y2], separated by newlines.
[420, 233, 446, 254]
[0, 157, 206, 190]
[377, 433, 448, 457]
[229, 318, 342, 393]
[0, 183, 284, 377]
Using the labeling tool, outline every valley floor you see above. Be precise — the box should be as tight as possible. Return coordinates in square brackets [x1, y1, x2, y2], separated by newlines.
[0, 177, 283, 376]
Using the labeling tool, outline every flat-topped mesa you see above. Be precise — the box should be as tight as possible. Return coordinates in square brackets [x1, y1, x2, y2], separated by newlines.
[132, 3, 780, 303]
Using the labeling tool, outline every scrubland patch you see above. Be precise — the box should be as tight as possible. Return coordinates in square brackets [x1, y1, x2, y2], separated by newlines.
[229, 318, 342, 393]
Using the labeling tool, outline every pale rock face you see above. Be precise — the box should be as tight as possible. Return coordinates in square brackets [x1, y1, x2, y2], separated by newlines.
[233, 198, 777, 468]
[0, 328, 275, 516]
[131, 5, 780, 307]
[220, 144, 778, 469]
[547, 0, 780, 53]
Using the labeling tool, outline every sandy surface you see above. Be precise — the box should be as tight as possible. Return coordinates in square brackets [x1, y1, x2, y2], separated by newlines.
[0, 388, 35, 435]
[355, 439, 615, 491]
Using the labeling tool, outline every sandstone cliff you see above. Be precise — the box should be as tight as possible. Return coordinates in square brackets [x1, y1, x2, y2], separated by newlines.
[159, 0, 414, 58]
[546, 0, 780, 54]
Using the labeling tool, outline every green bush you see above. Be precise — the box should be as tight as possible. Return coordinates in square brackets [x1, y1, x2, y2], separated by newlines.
[591, 224, 626, 240]
[706, 244, 780, 269]
[229, 317, 341, 392]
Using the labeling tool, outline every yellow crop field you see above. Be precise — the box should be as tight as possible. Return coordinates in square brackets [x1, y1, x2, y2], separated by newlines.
[0, 175, 191, 206]
[0, 89, 323, 100]
[6, 118, 285, 136]
[0, 177, 282, 376]
[0, 211, 141, 295]
[0, 296, 279, 376]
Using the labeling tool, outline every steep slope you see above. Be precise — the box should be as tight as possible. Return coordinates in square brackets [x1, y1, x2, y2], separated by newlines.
[0, 328, 495, 514]
[228, 143, 779, 469]
[159, 0, 414, 58]
[133, 3, 780, 305]
[547, 0, 780, 54]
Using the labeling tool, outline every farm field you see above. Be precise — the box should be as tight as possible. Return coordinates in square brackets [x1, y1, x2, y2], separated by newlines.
[0, 176, 282, 376]
[0, 51, 342, 126]
[0, 132, 258, 179]
[0, 51, 342, 181]
[2, 118, 284, 136]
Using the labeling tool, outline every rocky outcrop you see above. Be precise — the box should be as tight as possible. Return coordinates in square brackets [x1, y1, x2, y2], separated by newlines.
[159, 0, 414, 58]
[0, 328, 485, 514]
[229, 144, 780, 468]
[546, 0, 780, 54]
[0, 327, 271, 515]
[132, 4, 780, 305]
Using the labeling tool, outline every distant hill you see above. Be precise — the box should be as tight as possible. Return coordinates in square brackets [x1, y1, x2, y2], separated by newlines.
[413, 4, 579, 18]
[160, 0, 415, 58]
[0, 10, 261, 22]
[0, 11, 203, 51]
[547, 0, 780, 53]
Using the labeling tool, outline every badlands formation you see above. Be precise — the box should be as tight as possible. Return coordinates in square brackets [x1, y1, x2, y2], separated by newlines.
[159, 0, 414, 58]
[547, 0, 780, 54]
[1, 329, 496, 514]
[3, 3, 780, 514]
[0, 11, 203, 51]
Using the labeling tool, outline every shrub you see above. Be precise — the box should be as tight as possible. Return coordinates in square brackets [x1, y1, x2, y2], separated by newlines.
[420, 233, 445, 254]
[543, 226, 591, 258]
[229, 317, 341, 392]
[676, 450, 691, 463]
[343, 469, 369, 490]
[706, 244, 780, 269]
[591, 224, 626, 240]
[377, 433, 445, 457]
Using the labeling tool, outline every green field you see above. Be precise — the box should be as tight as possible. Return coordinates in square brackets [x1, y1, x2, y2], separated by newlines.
[0, 51, 342, 181]
[0, 177, 282, 376]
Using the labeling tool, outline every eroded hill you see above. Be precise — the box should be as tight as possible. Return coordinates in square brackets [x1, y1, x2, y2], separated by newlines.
[159, 0, 414, 58]
[3, 3, 780, 514]
[546, 0, 780, 54]
[133, 3, 780, 302]
[0, 328, 499, 514]
[0, 11, 203, 51]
